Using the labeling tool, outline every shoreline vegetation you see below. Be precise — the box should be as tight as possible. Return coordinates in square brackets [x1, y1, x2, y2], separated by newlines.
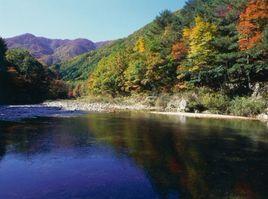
[43, 96, 268, 122]
[1, 0, 267, 122]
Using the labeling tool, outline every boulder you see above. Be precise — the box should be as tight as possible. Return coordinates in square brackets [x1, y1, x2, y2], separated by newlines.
[177, 99, 188, 112]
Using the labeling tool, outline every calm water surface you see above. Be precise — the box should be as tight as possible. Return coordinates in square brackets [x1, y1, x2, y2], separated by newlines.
[0, 110, 267, 199]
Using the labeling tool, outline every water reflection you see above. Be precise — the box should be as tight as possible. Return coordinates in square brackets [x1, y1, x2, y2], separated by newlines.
[0, 113, 267, 199]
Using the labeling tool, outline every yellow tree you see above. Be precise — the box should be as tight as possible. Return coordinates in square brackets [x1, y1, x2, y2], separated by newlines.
[176, 16, 217, 87]
[185, 16, 217, 72]
[134, 37, 146, 53]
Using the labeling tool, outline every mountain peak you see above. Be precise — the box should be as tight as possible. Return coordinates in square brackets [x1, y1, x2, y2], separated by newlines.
[21, 33, 35, 37]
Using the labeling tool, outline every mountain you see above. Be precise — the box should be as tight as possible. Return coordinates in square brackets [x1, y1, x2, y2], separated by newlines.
[5, 33, 108, 65]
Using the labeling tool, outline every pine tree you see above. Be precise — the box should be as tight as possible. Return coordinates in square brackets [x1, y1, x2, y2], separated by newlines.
[212, 0, 247, 89]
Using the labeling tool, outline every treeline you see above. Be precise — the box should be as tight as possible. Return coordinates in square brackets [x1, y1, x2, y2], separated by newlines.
[66, 0, 267, 97]
[0, 38, 68, 104]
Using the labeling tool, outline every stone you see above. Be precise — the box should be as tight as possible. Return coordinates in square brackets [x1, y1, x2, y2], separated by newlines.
[177, 99, 188, 112]
[257, 113, 268, 121]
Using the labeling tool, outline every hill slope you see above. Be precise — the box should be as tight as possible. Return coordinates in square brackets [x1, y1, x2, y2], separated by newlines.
[59, 22, 156, 81]
[5, 33, 108, 65]
[60, 0, 267, 97]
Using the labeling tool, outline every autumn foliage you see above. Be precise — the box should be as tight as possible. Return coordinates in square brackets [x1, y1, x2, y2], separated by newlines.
[172, 41, 188, 61]
[237, 0, 268, 50]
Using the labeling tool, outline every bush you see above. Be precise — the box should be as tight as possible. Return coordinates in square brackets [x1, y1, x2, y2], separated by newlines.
[48, 80, 69, 100]
[229, 97, 266, 117]
[155, 95, 170, 109]
[186, 93, 206, 113]
[200, 93, 230, 114]
[73, 83, 89, 98]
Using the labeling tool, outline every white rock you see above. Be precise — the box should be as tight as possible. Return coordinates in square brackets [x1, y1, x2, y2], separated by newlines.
[177, 99, 188, 112]
[257, 113, 268, 121]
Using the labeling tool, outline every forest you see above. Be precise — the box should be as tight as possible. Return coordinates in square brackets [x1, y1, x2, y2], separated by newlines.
[61, 0, 267, 96]
[0, 40, 68, 104]
[0, 0, 267, 115]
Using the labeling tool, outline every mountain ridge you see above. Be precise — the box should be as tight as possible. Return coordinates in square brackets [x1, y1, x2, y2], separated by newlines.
[5, 33, 109, 65]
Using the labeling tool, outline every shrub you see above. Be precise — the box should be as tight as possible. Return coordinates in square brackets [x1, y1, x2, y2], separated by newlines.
[48, 80, 69, 100]
[200, 93, 230, 114]
[73, 83, 88, 98]
[155, 95, 170, 109]
[229, 97, 266, 116]
[186, 93, 206, 113]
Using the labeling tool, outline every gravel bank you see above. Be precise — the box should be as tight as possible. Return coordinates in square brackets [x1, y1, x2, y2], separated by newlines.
[43, 100, 268, 123]
[43, 100, 152, 112]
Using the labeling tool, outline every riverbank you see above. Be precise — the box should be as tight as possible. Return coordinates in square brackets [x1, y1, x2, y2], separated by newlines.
[43, 99, 268, 122]
[43, 99, 153, 112]
[151, 111, 258, 121]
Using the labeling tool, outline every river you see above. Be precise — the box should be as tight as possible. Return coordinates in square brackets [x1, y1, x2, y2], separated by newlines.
[0, 105, 267, 198]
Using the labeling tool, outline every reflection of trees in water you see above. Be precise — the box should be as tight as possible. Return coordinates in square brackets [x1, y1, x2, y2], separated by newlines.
[0, 113, 267, 198]
[0, 118, 93, 158]
[87, 114, 206, 198]
[0, 123, 7, 161]
[87, 113, 268, 199]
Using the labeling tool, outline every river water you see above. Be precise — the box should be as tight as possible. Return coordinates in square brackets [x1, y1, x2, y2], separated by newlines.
[0, 106, 267, 198]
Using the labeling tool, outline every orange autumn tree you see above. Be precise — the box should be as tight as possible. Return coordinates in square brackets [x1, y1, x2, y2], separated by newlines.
[172, 41, 188, 61]
[237, 0, 268, 50]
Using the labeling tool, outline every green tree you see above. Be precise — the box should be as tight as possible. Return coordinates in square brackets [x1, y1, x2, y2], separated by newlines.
[0, 37, 7, 72]
[6, 49, 44, 79]
[6, 49, 48, 103]
[89, 51, 128, 96]
[0, 37, 8, 103]
[212, 0, 247, 90]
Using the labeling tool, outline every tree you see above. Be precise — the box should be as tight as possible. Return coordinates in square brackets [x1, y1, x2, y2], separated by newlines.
[212, 0, 247, 90]
[155, 10, 175, 29]
[178, 16, 217, 86]
[89, 51, 128, 96]
[134, 37, 146, 53]
[237, 0, 268, 50]
[0, 37, 7, 72]
[124, 56, 147, 92]
[6, 49, 44, 79]
[187, 16, 217, 71]
[233, 0, 268, 92]
[0, 38, 8, 103]
[172, 41, 188, 61]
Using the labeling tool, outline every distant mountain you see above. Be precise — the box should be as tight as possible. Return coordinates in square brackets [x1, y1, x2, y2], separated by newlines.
[5, 33, 109, 65]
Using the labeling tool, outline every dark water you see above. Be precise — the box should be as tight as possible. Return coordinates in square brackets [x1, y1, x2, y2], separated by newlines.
[0, 111, 268, 199]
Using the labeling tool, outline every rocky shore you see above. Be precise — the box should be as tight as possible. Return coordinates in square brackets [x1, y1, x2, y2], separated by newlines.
[43, 99, 268, 123]
[43, 100, 152, 112]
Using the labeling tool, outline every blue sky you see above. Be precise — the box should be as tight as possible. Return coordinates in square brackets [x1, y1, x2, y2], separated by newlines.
[0, 0, 186, 41]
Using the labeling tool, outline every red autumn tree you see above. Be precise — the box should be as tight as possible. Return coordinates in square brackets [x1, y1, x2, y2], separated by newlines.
[172, 41, 188, 61]
[237, 0, 268, 50]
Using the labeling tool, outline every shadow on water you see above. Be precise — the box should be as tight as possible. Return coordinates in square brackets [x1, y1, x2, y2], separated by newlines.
[0, 112, 267, 199]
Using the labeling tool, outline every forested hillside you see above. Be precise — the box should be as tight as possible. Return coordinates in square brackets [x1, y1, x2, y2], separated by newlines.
[60, 0, 267, 99]
[1, 0, 267, 113]
[0, 38, 68, 104]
